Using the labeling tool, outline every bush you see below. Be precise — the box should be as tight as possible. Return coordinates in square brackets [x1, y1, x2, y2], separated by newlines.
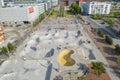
[7, 42, 14, 53]
[105, 35, 113, 45]
[109, 12, 120, 18]
[70, 3, 81, 14]
[92, 62, 105, 76]
[1, 46, 8, 56]
[105, 19, 114, 27]
[115, 44, 120, 53]
[117, 55, 120, 70]
[91, 14, 103, 20]
[97, 30, 104, 38]
[117, 59, 120, 70]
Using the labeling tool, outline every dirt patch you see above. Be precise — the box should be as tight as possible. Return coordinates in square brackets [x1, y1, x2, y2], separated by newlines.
[85, 64, 111, 80]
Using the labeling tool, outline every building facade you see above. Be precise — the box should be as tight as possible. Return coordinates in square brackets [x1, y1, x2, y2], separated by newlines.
[0, 6, 39, 26]
[88, 2, 111, 14]
[80, 2, 89, 15]
[0, 0, 4, 7]
[0, 0, 58, 27]
[51, 0, 58, 6]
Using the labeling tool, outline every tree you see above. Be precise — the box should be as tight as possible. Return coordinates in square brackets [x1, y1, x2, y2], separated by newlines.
[70, 3, 81, 14]
[1, 46, 8, 56]
[75, 4, 81, 14]
[115, 44, 120, 53]
[105, 35, 113, 45]
[92, 62, 105, 76]
[70, 3, 75, 11]
[7, 42, 14, 53]
[105, 19, 115, 27]
[97, 30, 104, 38]
[117, 56, 120, 70]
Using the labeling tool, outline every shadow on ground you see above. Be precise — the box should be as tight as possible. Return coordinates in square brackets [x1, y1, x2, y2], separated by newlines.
[103, 46, 116, 55]
[95, 37, 106, 44]
[111, 66, 120, 78]
[106, 56, 117, 62]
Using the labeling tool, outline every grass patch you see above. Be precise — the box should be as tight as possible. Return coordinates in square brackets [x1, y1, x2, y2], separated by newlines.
[66, 10, 73, 18]
[91, 14, 103, 20]
[49, 10, 58, 18]
[103, 18, 115, 27]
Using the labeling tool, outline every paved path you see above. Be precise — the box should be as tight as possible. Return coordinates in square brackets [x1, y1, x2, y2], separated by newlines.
[80, 23, 120, 80]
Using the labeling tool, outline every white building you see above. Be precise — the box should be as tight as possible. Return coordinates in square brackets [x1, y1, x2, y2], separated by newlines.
[0, 6, 39, 26]
[14, 3, 46, 14]
[13, 0, 52, 13]
[88, 2, 111, 14]
[51, 0, 58, 6]
[0, 0, 4, 7]
[0, 0, 56, 27]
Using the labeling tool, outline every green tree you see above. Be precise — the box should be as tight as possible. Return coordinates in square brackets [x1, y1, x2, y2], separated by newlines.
[92, 62, 105, 76]
[115, 44, 120, 53]
[1, 46, 8, 56]
[97, 30, 104, 38]
[117, 55, 120, 70]
[117, 59, 120, 70]
[105, 35, 113, 45]
[7, 42, 14, 53]
[70, 3, 75, 10]
[70, 3, 81, 14]
[105, 19, 114, 27]
[113, 12, 120, 17]
[75, 4, 81, 14]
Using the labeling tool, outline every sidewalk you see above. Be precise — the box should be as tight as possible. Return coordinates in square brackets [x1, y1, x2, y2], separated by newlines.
[82, 24, 120, 80]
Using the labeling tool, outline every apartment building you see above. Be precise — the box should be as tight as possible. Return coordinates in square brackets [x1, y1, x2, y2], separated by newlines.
[88, 2, 111, 14]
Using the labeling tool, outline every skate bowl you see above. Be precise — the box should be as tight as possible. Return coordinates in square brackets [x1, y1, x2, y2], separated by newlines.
[58, 50, 75, 66]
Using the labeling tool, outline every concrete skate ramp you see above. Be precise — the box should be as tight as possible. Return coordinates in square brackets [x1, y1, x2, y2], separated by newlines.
[58, 50, 75, 66]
